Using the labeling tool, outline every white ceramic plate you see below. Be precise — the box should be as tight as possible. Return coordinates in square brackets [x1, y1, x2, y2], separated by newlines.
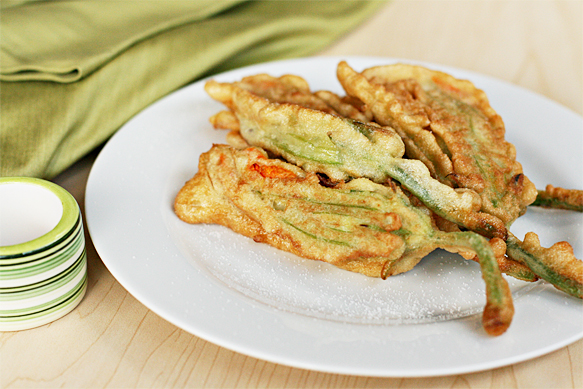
[85, 56, 583, 377]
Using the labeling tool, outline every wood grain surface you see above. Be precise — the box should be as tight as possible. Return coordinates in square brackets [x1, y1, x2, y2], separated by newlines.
[1, 1, 581, 388]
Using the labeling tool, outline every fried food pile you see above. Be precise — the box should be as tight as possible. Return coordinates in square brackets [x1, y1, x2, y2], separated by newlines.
[174, 61, 583, 336]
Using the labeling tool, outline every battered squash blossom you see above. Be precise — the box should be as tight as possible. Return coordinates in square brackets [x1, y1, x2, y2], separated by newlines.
[174, 62, 583, 336]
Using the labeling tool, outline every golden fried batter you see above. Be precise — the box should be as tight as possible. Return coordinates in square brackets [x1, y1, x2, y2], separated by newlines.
[205, 79, 507, 239]
[506, 232, 583, 298]
[172, 58, 583, 338]
[533, 184, 583, 212]
[205, 73, 370, 120]
[336, 62, 583, 296]
[175, 145, 407, 276]
[175, 144, 514, 335]
[337, 61, 538, 227]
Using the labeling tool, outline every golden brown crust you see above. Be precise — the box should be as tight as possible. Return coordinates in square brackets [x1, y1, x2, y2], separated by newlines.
[206, 74, 338, 116]
[337, 61, 538, 227]
[172, 61, 583, 337]
[483, 300, 515, 336]
[175, 145, 408, 276]
[534, 184, 583, 212]
[522, 232, 583, 286]
[209, 110, 239, 132]
[505, 232, 582, 298]
[207, 76, 508, 240]
[177, 144, 515, 333]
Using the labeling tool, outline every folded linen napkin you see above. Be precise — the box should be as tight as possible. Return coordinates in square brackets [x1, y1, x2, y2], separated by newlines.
[1, 0, 384, 179]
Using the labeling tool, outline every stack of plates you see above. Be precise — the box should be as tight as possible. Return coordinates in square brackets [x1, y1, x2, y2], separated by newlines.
[0, 178, 87, 331]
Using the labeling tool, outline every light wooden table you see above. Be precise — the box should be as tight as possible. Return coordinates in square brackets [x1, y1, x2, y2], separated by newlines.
[2, 1, 581, 388]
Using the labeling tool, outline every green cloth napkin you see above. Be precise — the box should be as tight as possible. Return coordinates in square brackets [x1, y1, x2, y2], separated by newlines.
[1, 0, 384, 179]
